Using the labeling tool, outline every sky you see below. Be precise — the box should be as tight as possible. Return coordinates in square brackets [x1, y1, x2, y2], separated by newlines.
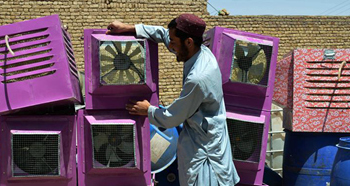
[207, 0, 350, 16]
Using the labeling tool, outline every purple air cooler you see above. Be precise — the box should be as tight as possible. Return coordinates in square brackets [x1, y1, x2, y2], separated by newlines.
[0, 15, 81, 115]
[84, 29, 158, 110]
[204, 26, 279, 186]
[78, 29, 158, 186]
[0, 115, 77, 186]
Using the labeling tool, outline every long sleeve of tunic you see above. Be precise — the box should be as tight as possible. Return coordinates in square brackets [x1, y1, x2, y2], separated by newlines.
[135, 24, 240, 186]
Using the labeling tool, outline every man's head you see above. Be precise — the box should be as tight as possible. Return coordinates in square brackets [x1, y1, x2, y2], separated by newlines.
[167, 14, 206, 62]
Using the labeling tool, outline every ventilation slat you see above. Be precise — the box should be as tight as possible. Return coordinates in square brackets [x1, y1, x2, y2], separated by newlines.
[0, 68, 55, 82]
[305, 102, 350, 109]
[0, 31, 49, 46]
[68, 61, 78, 74]
[306, 76, 350, 82]
[306, 69, 350, 76]
[305, 95, 350, 102]
[304, 82, 350, 89]
[0, 47, 51, 61]
[307, 63, 348, 69]
[66, 48, 75, 62]
[68, 59, 77, 71]
[0, 60, 54, 75]
[63, 34, 72, 48]
[63, 40, 75, 60]
[66, 53, 76, 67]
[0, 53, 53, 67]
[306, 61, 347, 64]
[306, 89, 350, 95]
[0, 38, 50, 53]
[70, 67, 79, 79]
[0, 28, 47, 40]
[61, 29, 71, 43]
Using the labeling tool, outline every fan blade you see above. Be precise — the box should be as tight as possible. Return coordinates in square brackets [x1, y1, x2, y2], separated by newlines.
[131, 57, 145, 64]
[125, 69, 136, 83]
[118, 141, 134, 155]
[130, 63, 144, 81]
[116, 70, 125, 83]
[249, 65, 266, 83]
[247, 43, 261, 58]
[235, 43, 245, 59]
[13, 148, 31, 167]
[106, 145, 122, 163]
[113, 42, 123, 54]
[124, 42, 132, 55]
[105, 69, 118, 83]
[40, 157, 54, 173]
[100, 55, 115, 62]
[94, 132, 109, 152]
[100, 63, 115, 74]
[128, 46, 142, 58]
[105, 45, 117, 57]
[101, 67, 116, 79]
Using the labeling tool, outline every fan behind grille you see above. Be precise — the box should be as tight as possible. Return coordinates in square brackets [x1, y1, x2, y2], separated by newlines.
[226, 118, 264, 163]
[99, 40, 146, 85]
[12, 133, 60, 177]
[231, 40, 271, 86]
[92, 124, 136, 168]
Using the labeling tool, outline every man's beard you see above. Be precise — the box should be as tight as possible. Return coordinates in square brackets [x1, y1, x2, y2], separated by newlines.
[176, 41, 189, 62]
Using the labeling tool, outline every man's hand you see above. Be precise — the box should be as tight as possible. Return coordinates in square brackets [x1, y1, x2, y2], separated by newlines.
[125, 100, 150, 116]
[106, 20, 136, 35]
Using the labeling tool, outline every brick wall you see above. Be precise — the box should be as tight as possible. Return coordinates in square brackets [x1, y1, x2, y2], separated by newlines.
[1, 0, 350, 105]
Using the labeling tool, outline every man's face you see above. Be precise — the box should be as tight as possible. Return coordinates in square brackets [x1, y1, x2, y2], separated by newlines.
[169, 28, 189, 62]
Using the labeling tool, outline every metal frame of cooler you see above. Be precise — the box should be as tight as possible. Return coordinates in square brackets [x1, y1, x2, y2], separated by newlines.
[77, 109, 151, 186]
[0, 115, 76, 186]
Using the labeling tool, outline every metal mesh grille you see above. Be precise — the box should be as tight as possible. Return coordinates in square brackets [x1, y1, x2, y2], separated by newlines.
[99, 40, 146, 85]
[231, 40, 271, 86]
[12, 133, 60, 177]
[92, 124, 136, 168]
[226, 118, 264, 163]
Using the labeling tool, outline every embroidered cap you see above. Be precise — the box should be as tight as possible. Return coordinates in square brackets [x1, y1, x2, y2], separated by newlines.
[175, 13, 206, 38]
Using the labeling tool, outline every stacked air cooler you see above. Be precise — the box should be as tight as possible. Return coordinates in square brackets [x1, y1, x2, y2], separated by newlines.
[273, 49, 350, 186]
[0, 15, 81, 186]
[204, 26, 279, 186]
[77, 29, 158, 186]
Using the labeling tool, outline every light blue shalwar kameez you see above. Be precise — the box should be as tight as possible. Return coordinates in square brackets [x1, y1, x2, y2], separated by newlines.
[135, 24, 240, 186]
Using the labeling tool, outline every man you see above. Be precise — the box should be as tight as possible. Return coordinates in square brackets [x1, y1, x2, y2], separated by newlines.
[107, 14, 240, 186]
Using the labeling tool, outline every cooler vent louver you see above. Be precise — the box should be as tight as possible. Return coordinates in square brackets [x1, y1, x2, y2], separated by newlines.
[0, 15, 82, 115]
[62, 28, 78, 79]
[0, 28, 56, 84]
[99, 41, 146, 85]
[305, 60, 350, 109]
[12, 133, 60, 177]
[227, 118, 264, 163]
[92, 124, 135, 168]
